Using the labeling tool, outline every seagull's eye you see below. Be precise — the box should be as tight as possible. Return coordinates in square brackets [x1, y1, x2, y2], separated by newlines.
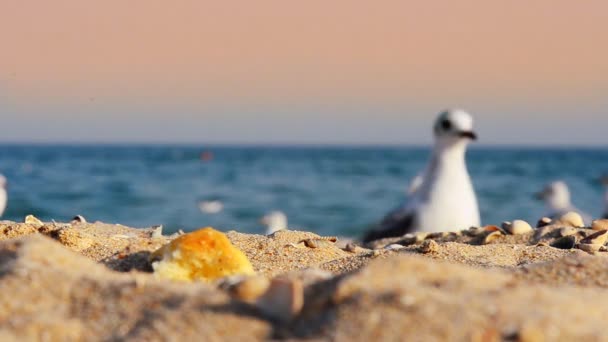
[441, 119, 452, 131]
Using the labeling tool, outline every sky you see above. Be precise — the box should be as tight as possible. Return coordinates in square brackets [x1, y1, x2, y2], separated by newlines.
[1, 0, 607, 145]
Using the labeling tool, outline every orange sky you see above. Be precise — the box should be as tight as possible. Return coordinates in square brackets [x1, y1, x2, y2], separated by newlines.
[1, 0, 607, 143]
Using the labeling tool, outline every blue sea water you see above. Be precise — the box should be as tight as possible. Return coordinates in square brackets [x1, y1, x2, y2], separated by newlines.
[0, 144, 607, 237]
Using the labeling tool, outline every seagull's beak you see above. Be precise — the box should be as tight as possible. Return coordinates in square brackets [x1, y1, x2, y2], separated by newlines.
[458, 131, 478, 140]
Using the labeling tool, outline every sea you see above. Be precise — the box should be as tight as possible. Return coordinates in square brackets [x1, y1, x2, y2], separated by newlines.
[0, 144, 607, 237]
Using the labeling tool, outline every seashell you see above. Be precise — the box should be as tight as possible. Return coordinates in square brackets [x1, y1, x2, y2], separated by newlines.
[464, 226, 486, 237]
[576, 243, 602, 253]
[558, 212, 585, 228]
[502, 220, 533, 235]
[550, 235, 577, 250]
[580, 229, 608, 246]
[592, 219, 608, 231]
[150, 225, 163, 238]
[384, 244, 405, 250]
[559, 226, 578, 237]
[419, 240, 438, 253]
[255, 278, 304, 322]
[483, 231, 503, 244]
[229, 275, 271, 303]
[536, 217, 552, 228]
[70, 215, 86, 224]
[343, 242, 358, 253]
[24, 215, 43, 228]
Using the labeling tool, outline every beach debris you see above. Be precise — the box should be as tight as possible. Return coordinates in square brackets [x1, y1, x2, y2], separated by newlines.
[591, 219, 608, 231]
[24, 215, 43, 228]
[483, 230, 504, 244]
[384, 244, 405, 250]
[550, 235, 577, 250]
[299, 237, 337, 249]
[150, 227, 254, 282]
[255, 277, 304, 322]
[502, 220, 533, 235]
[150, 225, 163, 238]
[70, 215, 87, 224]
[536, 217, 553, 228]
[419, 240, 438, 253]
[558, 212, 585, 228]
[576, 229, 608, 254]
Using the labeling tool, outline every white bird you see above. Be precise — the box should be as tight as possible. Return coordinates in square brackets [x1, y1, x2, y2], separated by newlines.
[599, 175, 608, 219]
[363, 109, 480, 243]
[260, 210, 288, 235]
[0, 174, 7, 218]
[535, 180, 591, 224]
[198, 200, 223, 214]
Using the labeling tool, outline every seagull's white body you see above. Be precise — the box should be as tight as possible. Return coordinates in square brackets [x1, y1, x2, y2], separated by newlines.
[363, 109, 480, 242]
[0, 175, 7, 218]
[260, 211, 288, 235]
[411, 138, 480, 232]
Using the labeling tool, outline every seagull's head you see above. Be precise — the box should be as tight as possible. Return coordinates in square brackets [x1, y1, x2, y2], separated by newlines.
[535, 181, 571, 210]
[433, 109, 477, 148]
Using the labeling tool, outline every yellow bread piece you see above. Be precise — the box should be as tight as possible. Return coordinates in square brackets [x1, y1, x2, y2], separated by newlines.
[151, 227, 255, 282]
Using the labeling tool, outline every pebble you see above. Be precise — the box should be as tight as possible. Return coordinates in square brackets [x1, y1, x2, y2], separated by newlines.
[591, 219, 608, 231]
[536, 217, 552, 228]
[502, 220, 533, 235]
[558, 212, 585, 228]
[343, 242, 358, 253]
[300, 238, 335, 249]
[576, 243, 602, 253]
[559, 227, 577, 237]
[229, 275, 271, 303]
[384, 244, 405, 250]
[255, 278, 304, 321]
[24, 215, 43, 228]
[419, 240, 438, 253]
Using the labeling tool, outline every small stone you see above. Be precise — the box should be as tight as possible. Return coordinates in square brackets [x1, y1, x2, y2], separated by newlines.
[592, 219, 608, 231]
[536, 217, 552, 228]
[502, 220, 533, 235]
[384, 244, 405, 250]
[576, 243, 602, 253]
[255, 278, 304, 322]
[70, 215, 87, 224]
[558, 212, 585, 228]
[465, 226, 486, 237]
[483, 231, 503, 244]
[300, 238, 335, 249]
[580, 229, 608, 245]
[344, 242, 358, 253]
[419, 240, 438, 253]
[24, 215, 43, 228]
[550, 235, 577, 250]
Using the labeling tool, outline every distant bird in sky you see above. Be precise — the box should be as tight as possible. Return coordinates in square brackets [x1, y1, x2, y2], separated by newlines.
[198, 200, 223, 214]
[600, 175, 608, 219]
[363, 109, 480, 243]
[535, 180, 591, 224]
[0, 174, 7, 218]
[260, 210, 288, 235]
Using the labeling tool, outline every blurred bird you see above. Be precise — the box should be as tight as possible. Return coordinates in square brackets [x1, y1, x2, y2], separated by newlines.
[0, 174, 7, 218]
[363, 109, 480, 243]
[535, 180, 591, 224]
[600, 175, 608, 219]
[198, 200, 223, 214]
[260, 210, 288, 235]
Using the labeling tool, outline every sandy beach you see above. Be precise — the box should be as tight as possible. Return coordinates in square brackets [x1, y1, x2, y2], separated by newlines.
[0, 218, 608, 341]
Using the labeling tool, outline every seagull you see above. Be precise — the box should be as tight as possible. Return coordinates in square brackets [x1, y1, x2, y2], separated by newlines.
[534, 180, 591, 224]
[260, 210, 288, 235]
[362, 109, 480, 243]
[198, 200, 223, 214]
[600, 175, 608, 219]
[0, 174, 7, 218]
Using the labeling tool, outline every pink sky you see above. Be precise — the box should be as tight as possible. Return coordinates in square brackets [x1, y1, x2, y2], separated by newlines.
[1, 1, 607, 144]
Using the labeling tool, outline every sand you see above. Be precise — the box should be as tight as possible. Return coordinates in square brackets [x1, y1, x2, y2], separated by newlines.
[1, 219, 608, 340]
